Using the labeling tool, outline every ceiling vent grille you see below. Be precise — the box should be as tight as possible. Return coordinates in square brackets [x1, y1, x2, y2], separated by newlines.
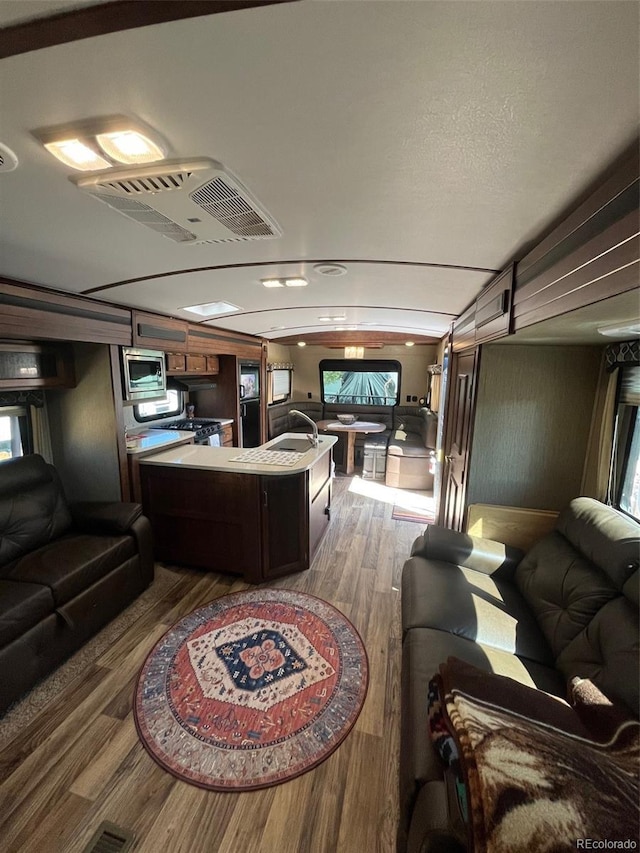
[0, 143, 19, 173]
[74, 159, 281, 245]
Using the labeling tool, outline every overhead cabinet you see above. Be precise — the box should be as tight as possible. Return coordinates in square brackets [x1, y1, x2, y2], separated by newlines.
[165, 353, 220, 374]
[0, 342, 75, 389]
[474, 265, 514, 345]
[132, 311, 188, 352]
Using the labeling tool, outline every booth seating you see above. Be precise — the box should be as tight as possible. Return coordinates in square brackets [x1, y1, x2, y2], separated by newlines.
[268, 401, 437, 487]
[0, 454, 154, 713]
[386, 407, 438, 490]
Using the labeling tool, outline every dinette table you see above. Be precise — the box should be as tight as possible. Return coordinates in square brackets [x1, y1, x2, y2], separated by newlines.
[316, 419, 386, 475]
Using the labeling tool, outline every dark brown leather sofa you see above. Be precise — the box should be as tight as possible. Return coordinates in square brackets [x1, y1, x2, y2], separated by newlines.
[399, 497, 640, 852]
[0, 454, 154, 714]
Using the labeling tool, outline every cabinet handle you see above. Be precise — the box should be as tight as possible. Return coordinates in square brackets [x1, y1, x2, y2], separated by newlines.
[445, 455, 453, 463]
[263, 490, 268, 507]
[324, 506, 331, 519]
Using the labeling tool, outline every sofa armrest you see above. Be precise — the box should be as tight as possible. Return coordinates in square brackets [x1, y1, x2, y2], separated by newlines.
[70, 501, 143, 535]
[410, 525, 524, 577]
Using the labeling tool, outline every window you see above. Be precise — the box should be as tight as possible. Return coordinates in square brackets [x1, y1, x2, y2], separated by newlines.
[271, 369, 291, 403]
[320, 359, 401, 406]
[0, 406, 30, 459]
[134, 390, 182, 422]
[612, 365, 640, 522]
[618, 408, 640, 519]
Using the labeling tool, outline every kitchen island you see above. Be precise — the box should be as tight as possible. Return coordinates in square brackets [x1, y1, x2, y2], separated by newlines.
[138, 433, 337, 582]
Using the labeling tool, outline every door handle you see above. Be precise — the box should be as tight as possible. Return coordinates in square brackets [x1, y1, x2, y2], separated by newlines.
[445, 455, 453, 463]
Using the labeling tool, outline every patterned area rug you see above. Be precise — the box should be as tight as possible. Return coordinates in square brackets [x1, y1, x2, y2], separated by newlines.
[134, 589, 369, 790]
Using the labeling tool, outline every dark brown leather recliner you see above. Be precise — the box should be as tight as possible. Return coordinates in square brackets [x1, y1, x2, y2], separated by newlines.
[0, 454, 154, 714]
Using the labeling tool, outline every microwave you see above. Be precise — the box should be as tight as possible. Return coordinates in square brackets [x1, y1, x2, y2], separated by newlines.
[121, 347, 167, 404]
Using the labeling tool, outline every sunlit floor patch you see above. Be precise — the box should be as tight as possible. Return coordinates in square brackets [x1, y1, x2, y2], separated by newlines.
[348, 475, 436, 514]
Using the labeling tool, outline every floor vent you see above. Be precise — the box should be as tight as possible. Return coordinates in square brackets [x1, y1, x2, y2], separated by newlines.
[82, 821, 135, 853]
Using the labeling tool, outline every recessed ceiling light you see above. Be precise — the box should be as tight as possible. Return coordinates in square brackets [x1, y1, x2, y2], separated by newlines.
[335, 326, 357, 331]
[297, 341, 306, 347]
[182, 301, 240, 317]
[284, 277, 308, 287]
[318, 315, 346, 322]
[262, 278, 284, 288]
[405, 341, 415, 347]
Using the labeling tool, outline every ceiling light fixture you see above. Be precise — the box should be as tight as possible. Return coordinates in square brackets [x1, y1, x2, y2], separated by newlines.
[43, 139, 111, 172]
[405, 341, 415, 347]
[297, 341, 306, 347]
[344, 346, 365, 359]
[318, 315, 346, 322]
[34, 115, 167, 172]
[262, 277, 307, 288]
[95, 129, 165, 165]
[182, 301, 240, 317]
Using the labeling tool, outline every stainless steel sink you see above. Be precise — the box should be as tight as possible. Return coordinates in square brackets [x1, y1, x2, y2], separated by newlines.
[267, 438, 315, 452]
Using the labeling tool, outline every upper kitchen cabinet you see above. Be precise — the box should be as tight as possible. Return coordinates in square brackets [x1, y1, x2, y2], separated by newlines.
[0, 341, 75, 389]
[0, 280, 132, 346]
[187, 324, 264, 360]
[132, 311, 188, 352]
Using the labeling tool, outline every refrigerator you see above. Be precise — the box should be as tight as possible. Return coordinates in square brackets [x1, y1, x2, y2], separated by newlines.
[239, 361, 261, 447]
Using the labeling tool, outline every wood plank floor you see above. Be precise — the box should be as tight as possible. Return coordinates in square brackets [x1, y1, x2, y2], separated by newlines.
[0, 476, 425, 853]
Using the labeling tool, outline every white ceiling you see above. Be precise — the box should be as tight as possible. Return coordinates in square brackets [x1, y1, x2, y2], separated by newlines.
[0, 1, 638, 342]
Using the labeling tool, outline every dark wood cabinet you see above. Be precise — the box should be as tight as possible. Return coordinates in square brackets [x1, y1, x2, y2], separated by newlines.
[139, 448, 333, 582]
[221, 424, 234, 446]
[0, 342, 75, 389]
[185, 354, 206, 373]
[132, 311, 188, 352]
[166, 352, 220, 375]
[166, 352, 186, 373]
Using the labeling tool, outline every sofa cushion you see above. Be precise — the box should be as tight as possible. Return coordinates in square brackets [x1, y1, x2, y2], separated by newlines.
[556, 497, 640, 590]
[0, 532, 137, 607]
[556, 595, 639, 716]
[0, 455, 72, 569]
[402, 556, 553, 664]
[388, 430, 431, 458]
[0, 579, 54, 647]
[400, 627, 565, 820]
[515, 531, 620, 659]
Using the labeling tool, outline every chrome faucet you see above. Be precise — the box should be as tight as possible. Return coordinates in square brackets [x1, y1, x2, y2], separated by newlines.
[289, 409, 319, 447]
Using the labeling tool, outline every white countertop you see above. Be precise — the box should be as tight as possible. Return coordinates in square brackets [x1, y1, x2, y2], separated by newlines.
[139, 432, 337, 475]
[126, 418, 234, 455]
[126, 429, 195, 455]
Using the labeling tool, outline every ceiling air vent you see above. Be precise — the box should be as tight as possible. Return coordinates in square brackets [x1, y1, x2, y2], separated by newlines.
[0, 143, 19, 173]
[73, 158, 281, 245]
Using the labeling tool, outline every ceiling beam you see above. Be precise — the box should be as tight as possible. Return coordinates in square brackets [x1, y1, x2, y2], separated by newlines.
[0, 0, 298, 60]
[274, 331, 441, 347]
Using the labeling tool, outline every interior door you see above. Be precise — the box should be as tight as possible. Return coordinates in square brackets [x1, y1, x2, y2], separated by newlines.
[439, 348, 479, 531]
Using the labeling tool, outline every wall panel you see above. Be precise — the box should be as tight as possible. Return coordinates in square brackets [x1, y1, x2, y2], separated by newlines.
[467, 344, 601, 511]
